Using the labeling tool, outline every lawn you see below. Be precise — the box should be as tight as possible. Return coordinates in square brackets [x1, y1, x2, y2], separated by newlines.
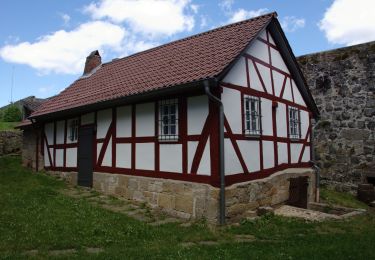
[0, 155, 374, 259]
[0, 121, 19, 131]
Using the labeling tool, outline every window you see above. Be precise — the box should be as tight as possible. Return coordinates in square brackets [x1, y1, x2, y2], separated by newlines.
[244, 95, 261, 135]
[68, 119, 79, 142]
[158, 99, 179, 140]
[289, 107, 301, 139]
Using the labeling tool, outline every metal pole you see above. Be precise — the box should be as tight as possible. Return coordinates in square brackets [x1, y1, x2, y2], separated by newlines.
[204, 80, 225, 225]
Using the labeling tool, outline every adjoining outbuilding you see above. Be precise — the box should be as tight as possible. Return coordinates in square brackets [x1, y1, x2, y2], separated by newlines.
[19, 12, 319, 223]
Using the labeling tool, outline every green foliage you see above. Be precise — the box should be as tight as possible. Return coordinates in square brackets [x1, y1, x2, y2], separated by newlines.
[320, 187, 368, 209]
[0, 121, 19, 131]
[2, 104, 22, 122]
[0, 156, 374, 259]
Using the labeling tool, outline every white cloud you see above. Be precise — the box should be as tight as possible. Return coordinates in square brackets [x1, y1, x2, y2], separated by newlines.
[227, 8, 268, 24]
[281, 16, 305, 32]
[319, 0, 375, 45]
[60, 13, 71, 26]
[84, 0, 195, 37]
[190, 4, 199, 14]
[219, 0, 234, 13]
[0, 21, 126, 74]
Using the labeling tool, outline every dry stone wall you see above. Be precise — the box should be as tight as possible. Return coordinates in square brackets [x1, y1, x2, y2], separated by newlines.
[0, 131, 22, 156]
[298, 41, 375, 191]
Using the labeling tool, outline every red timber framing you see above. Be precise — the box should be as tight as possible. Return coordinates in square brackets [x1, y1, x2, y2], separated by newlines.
[41, 29, 314, 188]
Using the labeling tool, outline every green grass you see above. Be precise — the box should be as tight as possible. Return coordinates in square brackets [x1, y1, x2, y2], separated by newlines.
[320, 187, 368, 209]
[0, 155, 374, 259]
[0, 121, 19, 131]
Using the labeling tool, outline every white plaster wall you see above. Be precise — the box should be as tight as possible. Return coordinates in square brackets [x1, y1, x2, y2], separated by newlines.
[222, 57, 247, 87]
[261, 98, 273, 136]
[56, 121, 65, 144]
[262, 141, 274, 169]
[45, 123, 54, 145]
[187, 95, 209, 135]
[276, 103, 287, 138]
[300, 110, 310, 139]
[270, 47, 289, 73]
[278, 142, 288, 165]
[136, 143, 154, 170]
[246, 39, 269, 63]
[248, 60, 265, 92]
[257, 63, 273, 94]
[302, 146, 310, 162]
[237, 140, 260, 172]
[224, 138, 243, 175]
[97, 109, 112, 139]
[292, 79, 306, 107]
[116, 143, 131, 168]
[44, 143, 50, 167]
[136, 103, 154, 137]
[66, 148, 77, 167]
[222, 87, 242, 134]
[117, 106, 132, 138]
[187, 141, 198, 173]
[272, 70, 285, 97]
[291, 143, 303, 163]
[102, 137, 112, 167]
[258, 29, 267, 41]
[97, 143, 102, 160]
[282, 78, 293, 102]
[49, 148, 54, 166]
[197, 142, 211, 175]
[160, 144, 182, 173]
[81, 113, 95, 125]
[55, 149, 64, 167]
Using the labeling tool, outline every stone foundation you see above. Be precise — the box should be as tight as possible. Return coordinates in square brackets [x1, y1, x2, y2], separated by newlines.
[20, 128, 43, 170]
[49, 168, 316, 223]
[226, 168, 316, 221]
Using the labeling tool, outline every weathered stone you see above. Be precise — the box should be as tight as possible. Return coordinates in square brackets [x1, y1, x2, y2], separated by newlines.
[158, 194, 174, 209]
[175, 195, 193, 214]
[257, 206, 274, 216]
[341, 129, 370, 141]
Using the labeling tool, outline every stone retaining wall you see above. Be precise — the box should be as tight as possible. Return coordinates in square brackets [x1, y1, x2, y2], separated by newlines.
[298, 41, 375, 191]
[0, 130, 22, 156]
[21, 128, 44, 170]
[49, 168, 315, 223]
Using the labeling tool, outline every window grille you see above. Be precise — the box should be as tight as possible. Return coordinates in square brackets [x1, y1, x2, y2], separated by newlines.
[69, 119, 79, 142]
[158, 99, 179, 141]
[289, 107, 301, 139]
[244, 95, 261, 135]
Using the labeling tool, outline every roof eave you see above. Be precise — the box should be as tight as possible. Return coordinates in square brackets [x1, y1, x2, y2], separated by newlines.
[30, 78, 210, 122]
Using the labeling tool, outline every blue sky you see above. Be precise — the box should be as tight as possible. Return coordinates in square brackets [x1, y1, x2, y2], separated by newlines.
[1, 0, 374, 107]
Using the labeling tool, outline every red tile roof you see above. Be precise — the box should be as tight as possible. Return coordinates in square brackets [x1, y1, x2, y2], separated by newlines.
[32, 13, 275, 117]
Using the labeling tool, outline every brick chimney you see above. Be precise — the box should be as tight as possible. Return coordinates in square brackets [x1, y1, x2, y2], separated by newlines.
[83, 50, 101, 75]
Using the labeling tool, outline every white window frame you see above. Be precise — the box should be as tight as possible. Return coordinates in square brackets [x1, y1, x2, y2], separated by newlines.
[243, 95, 261, 136]
[289, 107, 301, 139]
[158, 99, 179, 141]
[68, 119, 79, 142]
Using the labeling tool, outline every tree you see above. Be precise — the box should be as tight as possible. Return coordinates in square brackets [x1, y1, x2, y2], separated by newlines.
[2, 105, 22, 122]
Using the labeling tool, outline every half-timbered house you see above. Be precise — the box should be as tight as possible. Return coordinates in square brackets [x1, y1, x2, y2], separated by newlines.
[22, 12, 319, 223]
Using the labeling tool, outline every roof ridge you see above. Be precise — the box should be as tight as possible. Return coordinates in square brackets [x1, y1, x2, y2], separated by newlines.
[105, 12, 276, 66]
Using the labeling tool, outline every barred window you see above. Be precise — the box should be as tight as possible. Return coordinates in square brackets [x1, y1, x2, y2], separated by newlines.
[289, 107, 301, 139]
[159, 99, 179, 140]
[244, 95, 261, 135]
[68, 119, 79, 142]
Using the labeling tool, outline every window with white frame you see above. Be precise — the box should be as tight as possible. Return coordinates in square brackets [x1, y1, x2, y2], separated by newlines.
[289, 107, 301, 139]
[159, 99, 179, 140]
[68, 119, 79, 142]
[244, 95, 261, 135]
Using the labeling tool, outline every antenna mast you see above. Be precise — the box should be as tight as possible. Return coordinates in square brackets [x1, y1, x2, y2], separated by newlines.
[11, 66, 15, 103]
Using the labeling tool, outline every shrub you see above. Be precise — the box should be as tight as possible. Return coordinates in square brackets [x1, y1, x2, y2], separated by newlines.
[2, 105, 22, 122]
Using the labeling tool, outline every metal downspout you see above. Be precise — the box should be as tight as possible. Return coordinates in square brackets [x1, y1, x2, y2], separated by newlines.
[203, 80, 225, 225]
[310, 119, 320, 202]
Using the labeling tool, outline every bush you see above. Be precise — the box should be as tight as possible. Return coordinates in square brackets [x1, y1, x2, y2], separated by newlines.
[2, 105, 22, 122]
